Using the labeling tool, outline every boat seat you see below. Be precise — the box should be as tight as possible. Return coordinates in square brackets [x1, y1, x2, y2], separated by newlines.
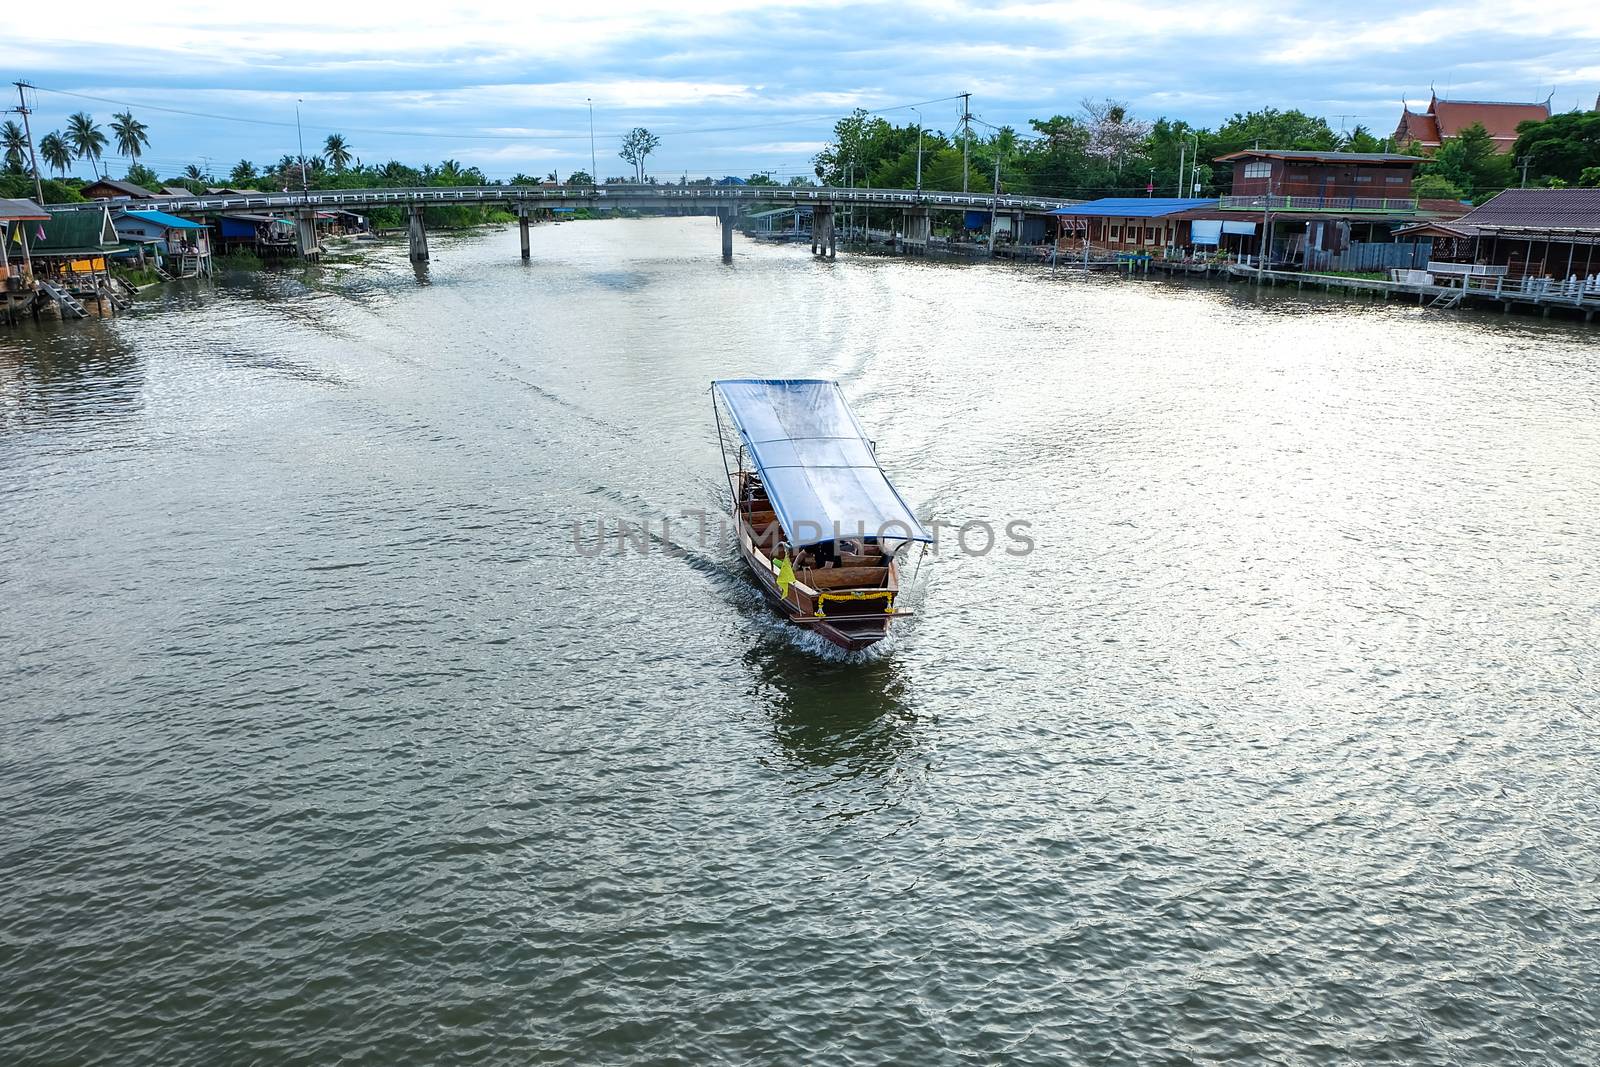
[801, 566, 889, 590]
[743, 509, 777, 527]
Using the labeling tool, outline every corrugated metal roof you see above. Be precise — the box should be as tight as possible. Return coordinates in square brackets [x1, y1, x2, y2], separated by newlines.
[1454, 189, 1600, 233]
[33, 208, 119, 254]
[120, 209, 207, 229]
[1049, 197, 1214, 218]
[1214, 150, 1424, 164]
[0, 197, 51, 221]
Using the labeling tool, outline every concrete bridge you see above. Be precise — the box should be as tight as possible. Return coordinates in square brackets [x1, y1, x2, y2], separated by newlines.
[49, 183, 1082, 263]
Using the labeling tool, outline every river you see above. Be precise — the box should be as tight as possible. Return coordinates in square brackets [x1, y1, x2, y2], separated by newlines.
[3, 218, 1598, 1065]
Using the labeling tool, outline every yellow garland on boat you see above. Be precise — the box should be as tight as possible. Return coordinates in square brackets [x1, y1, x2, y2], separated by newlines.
[814, 590, 895, 617]
[774, 557, 796, 597]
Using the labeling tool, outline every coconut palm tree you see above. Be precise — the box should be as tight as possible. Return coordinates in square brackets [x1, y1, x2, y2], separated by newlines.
[229, 159, 258, 186]
[323, 133, 351, 172]
[182, 163, 208, 183]
[1, 121, 27, 172]
[110, 111, 150, 165]
[66, 112, 107, 176]
[39, 131, 71, 178]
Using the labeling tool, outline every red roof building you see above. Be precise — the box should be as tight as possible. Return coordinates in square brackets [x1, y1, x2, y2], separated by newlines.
[1393, 94, 1551, 154]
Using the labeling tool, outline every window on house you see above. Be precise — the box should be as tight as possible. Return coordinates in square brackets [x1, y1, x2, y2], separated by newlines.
[1289, 170, 1310, 180]
[1354, 175, 1374, 183]
[1146, 227, 1158, 243]
[1243, 161, 1271, 178]
[1385, 175, 1406, 183]
[1110, 225, 1121, 241]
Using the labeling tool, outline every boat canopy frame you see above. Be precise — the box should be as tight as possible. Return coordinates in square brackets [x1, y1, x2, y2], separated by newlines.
[711, 378, 932, 550]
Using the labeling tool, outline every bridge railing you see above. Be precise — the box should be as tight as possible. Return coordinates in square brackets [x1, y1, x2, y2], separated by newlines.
[48, 183, 1083, 216]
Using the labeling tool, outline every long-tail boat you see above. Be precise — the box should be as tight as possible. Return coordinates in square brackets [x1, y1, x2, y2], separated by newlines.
[711, 378, 931, 651]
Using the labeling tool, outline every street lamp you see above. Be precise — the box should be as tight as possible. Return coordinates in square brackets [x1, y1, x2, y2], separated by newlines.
[295, 98, 308, 192]
[911, 106, 924, 192]
[587, 98, 597, 186]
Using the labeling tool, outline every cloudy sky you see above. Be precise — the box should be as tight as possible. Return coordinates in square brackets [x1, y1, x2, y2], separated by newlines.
[16, 0, 1599, 183]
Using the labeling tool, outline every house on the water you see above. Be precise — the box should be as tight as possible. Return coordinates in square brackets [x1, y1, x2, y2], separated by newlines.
[31, 206, 124, 314]
[1049, 198, 1249, 254]
[1398, 188, 1600, 284]
[0, 198, 51, 322]
[1053, 149, 1466, 271]
[112, 208, 213, 277]
[1393, 94, 1551, 154]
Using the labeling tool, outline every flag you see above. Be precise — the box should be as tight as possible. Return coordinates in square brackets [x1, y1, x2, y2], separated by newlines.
[36, 224, 45, 241]
[774, 556, 796, 598]
[10, 226, 19, 246]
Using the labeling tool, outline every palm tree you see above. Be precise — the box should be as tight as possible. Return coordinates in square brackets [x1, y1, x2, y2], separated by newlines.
[110, 111, 150, 165]
[229, 159, 258, 186]
[1, 120, 26, 172]
[66, 112, 107, 176]
[182, 163, 208, 183]
[39, 131, 71, 178]
[323, 133, 351, 172]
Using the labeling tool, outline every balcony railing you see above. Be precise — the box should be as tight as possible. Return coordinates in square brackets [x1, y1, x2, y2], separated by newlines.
[1219, 194, 1418, 213]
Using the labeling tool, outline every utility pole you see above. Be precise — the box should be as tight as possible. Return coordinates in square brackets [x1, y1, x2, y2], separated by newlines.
[961, 92, 971, 193]
[13, 82, 44, 205]
[1517, 154, 1533, 188]
[588, 98, 597, 185]
[911, 106, 923, 192]
[1176, 137, 1185, 199]
[1259, 171, 1273, 279]
[987, 141, 1001, 253]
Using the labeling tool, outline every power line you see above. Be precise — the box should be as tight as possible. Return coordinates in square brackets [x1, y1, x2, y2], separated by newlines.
[26, 84, 967, 145]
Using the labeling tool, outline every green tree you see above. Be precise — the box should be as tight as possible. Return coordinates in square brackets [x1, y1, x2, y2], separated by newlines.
[66, 112, 107, 175]
[1413, 173, 1467, 200]
[1510, 111, 1600, 185]
[323, 133, 351, 171]
[110, 111, 150, 164]
[125, 162, 161, 189]
[182, 162, 209, 183]
[1339, 124, 1387, 153]
[1429, 123, 1512, 197]
[0, 120, 26, 172]
[38, 131, 71, 177]
[229, 159, 258, 185]
[619, 127, 660, 182]
[1580, 166, 1600, 187]
[564, 169, 593, 186]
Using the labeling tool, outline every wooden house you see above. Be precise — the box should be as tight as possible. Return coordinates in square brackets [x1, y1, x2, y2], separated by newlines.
[112, 208, 213, 277]
[78, 177, 157, 201]
[1397, 188, 1600, 282]
[1049, 198, 1225, 253]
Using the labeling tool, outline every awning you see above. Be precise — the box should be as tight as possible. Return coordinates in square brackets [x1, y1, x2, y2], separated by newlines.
[712, 379, 931, 548]
[1192, 219, 1257, 245]
[120, 209, 207, 230]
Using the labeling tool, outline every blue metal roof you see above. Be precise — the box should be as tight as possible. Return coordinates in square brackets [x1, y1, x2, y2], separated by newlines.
[1050, 198, 1215, 218]
[120, 209, 207, 229]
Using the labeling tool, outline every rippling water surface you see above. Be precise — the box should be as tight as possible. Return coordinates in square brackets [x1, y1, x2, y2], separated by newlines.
[3, 219, 1599, 1065]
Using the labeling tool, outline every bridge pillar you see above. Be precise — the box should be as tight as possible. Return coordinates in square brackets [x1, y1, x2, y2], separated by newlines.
[295, 208, 319, 262]
[518, 206, 531, 261]
[900, 209, 931, 255]
[811, 205, 835, 259]
[719, 210, 735, 261]
[407, 205, 429, 263]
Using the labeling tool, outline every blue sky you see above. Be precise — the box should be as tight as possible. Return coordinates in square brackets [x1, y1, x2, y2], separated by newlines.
[16, 0, 1599, 184]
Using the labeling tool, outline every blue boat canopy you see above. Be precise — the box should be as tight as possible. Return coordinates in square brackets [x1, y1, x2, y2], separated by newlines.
[713, 378, 931, 548]
[121, 209, 207, 230]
